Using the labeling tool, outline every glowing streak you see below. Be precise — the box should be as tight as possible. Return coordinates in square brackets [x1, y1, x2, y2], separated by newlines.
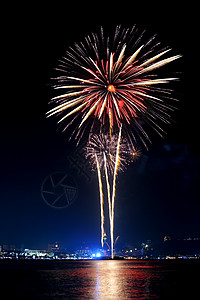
[109, 108, 112, 137]
[115, 235, 120, 246]
[46, 96, 86, 117]
[57, 101, 88, 123]
[111, 93, 121, 119]
[121, 45, 144, 71]
[51, 90, 83, 100]
[81, 66, 105, 84]
[89, 57, 105, 79]
[54, 85, 88, 89]
[67, 76, 102, 86]
[113, 44, 126, 73]
[103, 152, 112, 245]
[134, 55, 181, 76]
[98, 94, 108, 119]
[139, 48, 171, 68]
[96, 154, 104, 248]
[109, 52, 113, 82]
[110, 125, 122, 259]
[132, 78, 178, 86]
[79, 96, 103, 128]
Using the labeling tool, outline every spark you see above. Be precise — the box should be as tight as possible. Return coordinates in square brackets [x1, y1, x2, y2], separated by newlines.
[107, 84, 116, 93]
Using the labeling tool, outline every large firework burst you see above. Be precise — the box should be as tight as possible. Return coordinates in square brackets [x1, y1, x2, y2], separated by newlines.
[46, 25, 181, 147]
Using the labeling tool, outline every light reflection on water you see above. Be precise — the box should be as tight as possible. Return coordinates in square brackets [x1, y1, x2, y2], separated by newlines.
[1, 259, 199, 299]
[93, 260, 158, 299]
[43, 260, 166, 299]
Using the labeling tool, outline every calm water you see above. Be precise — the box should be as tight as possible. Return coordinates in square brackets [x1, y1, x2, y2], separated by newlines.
[0, 259, 199, 299]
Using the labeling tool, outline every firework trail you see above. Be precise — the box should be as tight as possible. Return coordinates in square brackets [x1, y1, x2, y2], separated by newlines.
[110, 125, 122, 258]
[95, 154, 104, 248]
[86, 129, 137, 257]
[103, 152, 112, 242]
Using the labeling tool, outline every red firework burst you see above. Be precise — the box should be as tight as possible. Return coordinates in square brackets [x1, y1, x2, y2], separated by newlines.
[46, 25, 181, 147]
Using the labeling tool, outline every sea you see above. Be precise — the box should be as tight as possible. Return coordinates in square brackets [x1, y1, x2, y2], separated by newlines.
[0, 259, 199, 299]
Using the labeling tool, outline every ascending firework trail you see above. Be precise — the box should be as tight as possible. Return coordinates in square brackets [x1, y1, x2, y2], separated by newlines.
[86, 127, 139, 258]
[47, 25, 181, 258]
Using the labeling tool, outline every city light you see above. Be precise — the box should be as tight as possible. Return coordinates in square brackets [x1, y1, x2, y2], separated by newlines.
[1, 236, 200, 260]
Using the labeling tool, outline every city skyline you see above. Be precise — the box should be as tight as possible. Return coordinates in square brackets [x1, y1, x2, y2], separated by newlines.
[1, 236, 200, 261]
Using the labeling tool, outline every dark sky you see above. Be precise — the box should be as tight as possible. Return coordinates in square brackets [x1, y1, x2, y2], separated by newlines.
[1, 7, 199, 250]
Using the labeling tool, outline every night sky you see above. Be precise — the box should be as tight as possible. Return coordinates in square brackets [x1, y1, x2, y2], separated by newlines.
[1, 7, 199, 250]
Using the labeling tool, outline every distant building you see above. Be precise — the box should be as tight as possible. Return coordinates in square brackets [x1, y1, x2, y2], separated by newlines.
[24, 249, 50, 259]
[75, 247, 91, 259]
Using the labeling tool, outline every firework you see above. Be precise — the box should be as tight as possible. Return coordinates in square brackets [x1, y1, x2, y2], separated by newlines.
[47, 25, 181, 257]
[46, 25, 181, 147]
[85, 132, 135, 173]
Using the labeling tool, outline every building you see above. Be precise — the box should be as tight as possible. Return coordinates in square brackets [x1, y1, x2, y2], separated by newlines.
[24, 249, 51, 259]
